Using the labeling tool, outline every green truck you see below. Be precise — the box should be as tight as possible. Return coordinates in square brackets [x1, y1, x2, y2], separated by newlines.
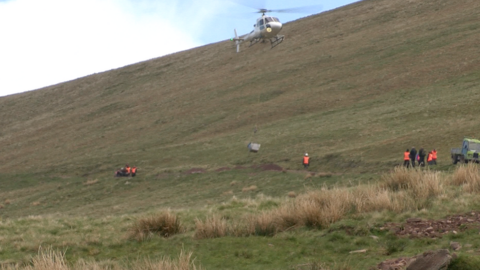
[451, 138, 480, 164]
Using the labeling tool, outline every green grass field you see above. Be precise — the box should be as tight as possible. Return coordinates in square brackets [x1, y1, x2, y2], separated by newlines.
[2, 0, 480, 268]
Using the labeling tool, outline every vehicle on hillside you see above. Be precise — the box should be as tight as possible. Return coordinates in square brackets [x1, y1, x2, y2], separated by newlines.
[451, 138, 480, 164]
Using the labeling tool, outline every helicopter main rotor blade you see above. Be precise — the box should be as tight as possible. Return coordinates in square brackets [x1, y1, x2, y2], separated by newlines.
[255, 5, 323, 14]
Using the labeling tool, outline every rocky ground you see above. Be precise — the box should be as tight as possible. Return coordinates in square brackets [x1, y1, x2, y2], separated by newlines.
[376, 211, 480, 269]
[382, 211, 480, 239]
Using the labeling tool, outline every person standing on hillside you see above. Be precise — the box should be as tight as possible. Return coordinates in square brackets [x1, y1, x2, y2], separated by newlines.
[403, 149, 410, 167]
[432, 149, 437, 165]
[303, 153, 310, 170]
[409, 147, 417, 168]
[418, 148, 426, 167]
[427, 151, 434, 165]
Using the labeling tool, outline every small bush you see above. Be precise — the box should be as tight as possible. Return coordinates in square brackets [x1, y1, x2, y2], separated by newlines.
[129, 211, 182, 241]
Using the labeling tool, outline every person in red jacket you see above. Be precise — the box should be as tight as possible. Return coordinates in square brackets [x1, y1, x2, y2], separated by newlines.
[403, 149, 410, 168]
[131, 167, 137, 177]
[303, 153, 310, 170]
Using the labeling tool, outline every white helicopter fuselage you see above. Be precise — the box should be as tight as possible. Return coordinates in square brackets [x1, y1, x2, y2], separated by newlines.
[242, 16, 282, 41]
[233, 15, 284, 52]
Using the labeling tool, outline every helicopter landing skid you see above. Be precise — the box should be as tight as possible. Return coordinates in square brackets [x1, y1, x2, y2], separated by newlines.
[270, 35, 284, 49]
[249, 39, 261, 47]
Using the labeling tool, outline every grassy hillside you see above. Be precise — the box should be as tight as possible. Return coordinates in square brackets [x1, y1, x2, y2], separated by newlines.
[1, 0, 480, 268]
[1, 0, 479, 176]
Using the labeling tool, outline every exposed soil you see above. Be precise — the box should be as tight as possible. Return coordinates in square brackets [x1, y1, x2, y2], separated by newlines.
[375, 212, 480, 269]
[215, 167, 231, 172]
[252, 164, 284, 172]
[184, 168, 206, 174]
[382, 211, 480, 239]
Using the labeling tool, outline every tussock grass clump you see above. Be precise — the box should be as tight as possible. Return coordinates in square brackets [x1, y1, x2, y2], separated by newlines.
[235, 169, 448, 235]
[129, 211, 182, 241]
[1, 247, 202, 270]
[451, 164, 480, 193]
[382, 167, 444, 202]
[23, 248, 68, 270]
[194, 215, 228, 239]
[132, 249, 203, 270]
[244, 213, 278, 236]
[298, 189, 350, 228]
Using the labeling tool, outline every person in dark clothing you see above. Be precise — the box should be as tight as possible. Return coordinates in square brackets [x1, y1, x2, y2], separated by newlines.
[409, 147, 417, 168]
[418, 148, 426, 167]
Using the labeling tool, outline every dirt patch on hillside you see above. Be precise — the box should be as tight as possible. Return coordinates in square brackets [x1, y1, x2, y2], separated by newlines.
[252, 164, 284, 171]
[382, 211, 480, 238]
[184, 168, 206, 174]
[215, 167, 231, 172]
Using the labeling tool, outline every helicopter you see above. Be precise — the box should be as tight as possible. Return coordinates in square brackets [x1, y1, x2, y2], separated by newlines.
[231, 5, 322, 53]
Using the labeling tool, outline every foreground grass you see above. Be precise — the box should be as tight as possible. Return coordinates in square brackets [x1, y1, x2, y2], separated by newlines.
[2, 165, 480, 269]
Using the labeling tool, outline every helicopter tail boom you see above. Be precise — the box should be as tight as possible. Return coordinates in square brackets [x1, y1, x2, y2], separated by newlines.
[232, 29, 244, 53]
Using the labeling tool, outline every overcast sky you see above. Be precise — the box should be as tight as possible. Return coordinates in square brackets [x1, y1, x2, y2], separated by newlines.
[0, 0, 359, 97]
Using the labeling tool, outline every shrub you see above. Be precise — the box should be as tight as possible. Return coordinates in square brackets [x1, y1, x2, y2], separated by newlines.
[128, 211, 182, 241]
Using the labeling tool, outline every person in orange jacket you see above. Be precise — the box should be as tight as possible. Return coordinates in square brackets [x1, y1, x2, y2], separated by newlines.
[125, 164, 131, 176]
[131, 166, 137, 177]
[303, 153, 310, 169]
[427, 151, 434, 165]
[403, 149, 410, 168]
[431, 149, 437, 165]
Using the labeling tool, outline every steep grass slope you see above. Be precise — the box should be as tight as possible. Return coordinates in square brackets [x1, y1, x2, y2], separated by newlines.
[0, 0, 479, 176]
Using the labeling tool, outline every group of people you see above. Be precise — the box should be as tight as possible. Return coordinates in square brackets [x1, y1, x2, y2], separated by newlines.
[403, 147, 437, 168]
[115, 164, 137, 177]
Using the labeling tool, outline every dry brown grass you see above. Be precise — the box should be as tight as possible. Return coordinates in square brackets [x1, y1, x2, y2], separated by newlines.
[222, 190, 234, 196]
[220, 168, 452, 236]
[287, 191, 297, 198]
[382, 167, 444, 204]
[0, 247, 202, 270]
[130, 249, 203, 270]
[83, 179, 99, 186]
[128, 211, 182, 241]
[4, 199, 11, 205]
[241, 185, 257, 192]
[451, 164, 480, 193]
[194, 215, 228, 239]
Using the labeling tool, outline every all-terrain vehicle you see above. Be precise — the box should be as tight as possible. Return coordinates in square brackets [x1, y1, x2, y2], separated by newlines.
[451, 138, 480, 164]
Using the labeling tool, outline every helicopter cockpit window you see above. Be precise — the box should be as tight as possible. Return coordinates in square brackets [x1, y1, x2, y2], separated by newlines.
[265, 17, 274, 23]
[258, 19, 264, 26]
[273, 17, 280, 22]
